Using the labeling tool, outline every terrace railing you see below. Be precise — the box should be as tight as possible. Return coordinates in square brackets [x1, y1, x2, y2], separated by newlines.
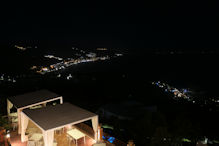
[75, 123, 126, 146]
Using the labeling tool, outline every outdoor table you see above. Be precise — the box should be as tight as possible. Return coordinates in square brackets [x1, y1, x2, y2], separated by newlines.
[29, 133, 43, 146]
[67, 129, 86, 146]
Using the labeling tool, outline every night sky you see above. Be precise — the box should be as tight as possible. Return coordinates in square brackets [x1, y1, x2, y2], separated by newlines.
[1, 1, 219, 49]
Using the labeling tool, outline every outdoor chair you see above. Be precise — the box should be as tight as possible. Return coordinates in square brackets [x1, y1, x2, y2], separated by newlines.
[27, 140, 35, 146]
[55, 128, 64, 135]
[11, 122, 18, 131]
[37, 140, 44, 146]
[67, 134, 75, 145]
[53, 141, 57, 146]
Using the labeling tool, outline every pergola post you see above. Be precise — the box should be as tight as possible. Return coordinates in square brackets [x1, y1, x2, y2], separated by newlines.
[98, 123, 103, 142]
[17, 109, 22, 134]
[60, 96, 63, 104]
[92, 116, 99, 142]
[21, 112, 29, 142]
[43, 130, 54, 146]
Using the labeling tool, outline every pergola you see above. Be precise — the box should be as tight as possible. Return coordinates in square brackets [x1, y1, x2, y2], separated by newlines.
[7, 89, 63, 134]
[21, 102, 99, 146]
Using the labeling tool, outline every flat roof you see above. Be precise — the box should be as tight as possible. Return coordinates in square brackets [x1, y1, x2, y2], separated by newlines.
[8, 89, 60, 109]
[23, 103, 97, 131]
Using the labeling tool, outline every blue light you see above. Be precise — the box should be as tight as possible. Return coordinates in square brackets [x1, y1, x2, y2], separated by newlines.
[183, 89, 188, 93]
[102, 136, 106, 140]
[108, 137, 115, 143]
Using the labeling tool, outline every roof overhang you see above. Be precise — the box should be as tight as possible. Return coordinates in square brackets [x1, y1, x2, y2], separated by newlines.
[22, 102, 97, 132]
[7, 89, 62, 109]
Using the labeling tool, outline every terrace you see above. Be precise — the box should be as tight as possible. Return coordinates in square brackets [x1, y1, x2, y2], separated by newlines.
[5, 90, 127, 146]
[9, 121, 96, 146]
[9, 123, 124, 146]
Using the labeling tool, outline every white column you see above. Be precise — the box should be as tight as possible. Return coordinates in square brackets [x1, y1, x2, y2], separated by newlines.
[60, 96, 63, 104]
[17, 109, 22, 134]
[21, 112, 29, 142]
[43, 130, 54, 146]
[98, 124, 103, 142]
[92, 116, 99, 142]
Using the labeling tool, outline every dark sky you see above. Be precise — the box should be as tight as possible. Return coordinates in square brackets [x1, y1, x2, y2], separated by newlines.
[1, 1, 219, 49]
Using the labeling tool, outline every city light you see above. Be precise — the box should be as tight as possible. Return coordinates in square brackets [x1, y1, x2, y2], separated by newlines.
[31, 48, 122, 75]
[152, 81, 192, 101]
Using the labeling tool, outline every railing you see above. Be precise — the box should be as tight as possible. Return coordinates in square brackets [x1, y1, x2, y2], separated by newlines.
[75, 123, 127, 146]
[74, 123, 94, 139]
[103, 131, 126, 146]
